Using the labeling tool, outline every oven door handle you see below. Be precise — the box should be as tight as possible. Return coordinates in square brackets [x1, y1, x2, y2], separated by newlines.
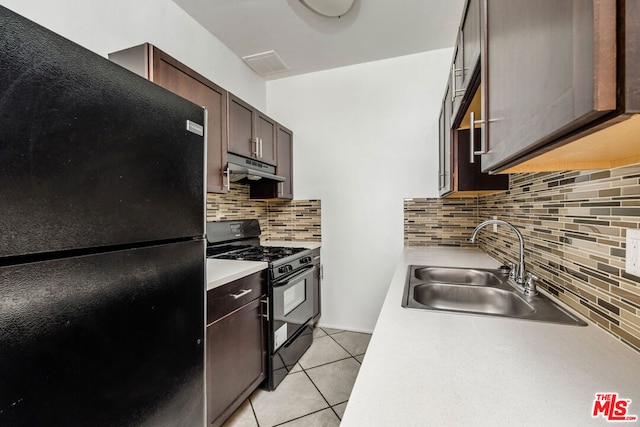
[282, 319, 313, 349]
[272, 265, 316, 288]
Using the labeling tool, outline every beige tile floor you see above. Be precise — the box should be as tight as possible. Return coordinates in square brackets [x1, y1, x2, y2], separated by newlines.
[223, 327, 372, 427]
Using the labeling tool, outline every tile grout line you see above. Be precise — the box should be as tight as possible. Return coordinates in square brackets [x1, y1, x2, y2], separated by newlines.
[325, 330, 366, 365]
[271, 407, 334, 426]
[247, 397, 261, 427]
[266, 369, 338, 426]
[307, 329, 370, 420]
[300, 366, 343, 423]
[245, 329, 370, 426]
[300, 329, 354, 423]
[299, 355, 354, 371]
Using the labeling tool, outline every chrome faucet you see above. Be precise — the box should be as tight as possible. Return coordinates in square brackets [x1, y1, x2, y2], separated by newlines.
[469, 219, 537, 296]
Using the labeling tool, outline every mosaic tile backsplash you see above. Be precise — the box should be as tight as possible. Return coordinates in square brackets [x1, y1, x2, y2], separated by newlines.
[404, 164, 640, 353]
[206, 184, 321, 242]
[404, 198, 478, 247]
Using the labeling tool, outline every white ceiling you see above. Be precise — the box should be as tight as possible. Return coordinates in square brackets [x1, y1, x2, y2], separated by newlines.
[172, 0, 466, 80]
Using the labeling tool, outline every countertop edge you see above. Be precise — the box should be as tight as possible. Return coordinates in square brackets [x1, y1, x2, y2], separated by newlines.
[206, 259, 268, 291]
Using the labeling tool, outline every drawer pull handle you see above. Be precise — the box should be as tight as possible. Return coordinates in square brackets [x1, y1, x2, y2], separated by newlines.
[230, 289, 252, 299]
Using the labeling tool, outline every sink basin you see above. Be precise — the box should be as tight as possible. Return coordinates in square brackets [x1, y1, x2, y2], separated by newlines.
[413, 283, 535, 317]
[403, 265, 587, 326]
[414, 267, 501, 287]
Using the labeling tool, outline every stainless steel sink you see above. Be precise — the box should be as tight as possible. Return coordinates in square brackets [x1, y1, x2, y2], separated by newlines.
[403, 265, 587, 326]
[414, 267, 501, 287]
[413, 283, 536, 317]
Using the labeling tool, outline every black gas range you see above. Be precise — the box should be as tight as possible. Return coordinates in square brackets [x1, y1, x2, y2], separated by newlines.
[206, 220, 315, 390]
[207, 244, 313, 281]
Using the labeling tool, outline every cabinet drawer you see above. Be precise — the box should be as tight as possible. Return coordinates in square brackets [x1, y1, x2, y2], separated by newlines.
[207, 270, 266, 324]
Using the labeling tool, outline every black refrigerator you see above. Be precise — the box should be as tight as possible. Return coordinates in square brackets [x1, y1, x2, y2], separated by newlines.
[0, 6, 206, 426]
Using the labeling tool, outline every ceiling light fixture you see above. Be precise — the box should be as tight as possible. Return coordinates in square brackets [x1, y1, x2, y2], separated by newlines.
[299, 0, 355, 18]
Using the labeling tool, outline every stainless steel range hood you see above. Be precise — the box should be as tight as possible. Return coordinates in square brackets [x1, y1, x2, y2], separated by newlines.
[227, 153, 286, 183]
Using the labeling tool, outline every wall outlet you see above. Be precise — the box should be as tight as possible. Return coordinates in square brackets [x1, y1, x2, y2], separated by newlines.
[493, 216, 498, 232]
[626, 229, 640, 276]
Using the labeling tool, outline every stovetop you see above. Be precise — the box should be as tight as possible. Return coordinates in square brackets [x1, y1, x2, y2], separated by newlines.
[205, 220, 313, 279]
[208, 245, 308, 263]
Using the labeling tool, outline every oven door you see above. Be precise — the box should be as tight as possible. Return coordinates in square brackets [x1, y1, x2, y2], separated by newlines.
[271, 265, 315, 351]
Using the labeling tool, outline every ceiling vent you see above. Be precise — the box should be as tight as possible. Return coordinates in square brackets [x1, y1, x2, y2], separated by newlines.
[242, 51, 289, 76]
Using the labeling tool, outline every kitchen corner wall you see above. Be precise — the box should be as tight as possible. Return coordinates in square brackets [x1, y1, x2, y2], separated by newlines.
[404, 164, 640, 353]
[206, 184, 321, 242]
[267, 48, 452, 333]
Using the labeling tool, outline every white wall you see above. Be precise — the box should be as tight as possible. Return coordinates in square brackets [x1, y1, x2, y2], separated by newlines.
[0, 0, 266, 110]
[267, 49, 452, 332]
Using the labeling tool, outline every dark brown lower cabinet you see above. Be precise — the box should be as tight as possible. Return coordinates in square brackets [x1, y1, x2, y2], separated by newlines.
[206, 271, 267, 427]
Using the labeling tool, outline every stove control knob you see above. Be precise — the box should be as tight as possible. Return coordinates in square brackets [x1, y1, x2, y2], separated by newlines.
[279, 265, 293, 274]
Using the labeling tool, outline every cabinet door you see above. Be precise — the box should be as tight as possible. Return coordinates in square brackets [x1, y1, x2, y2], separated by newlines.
[456, 127, 509, 192]
[438, 106, 446, 193]
[461, 0, 481, 88]
[451, 42, 464, 116]
[228, 94, 255, 159]
[109, 44, 229, 194]
[206, 297, 266, 426]
[482, 0, 616, 172]
[276, 125, 293, 199]
[439, 83, 452, 196]
[452, 0, 481, 118]
[150, 47, 229, 194]
[256, 112, 277, 166]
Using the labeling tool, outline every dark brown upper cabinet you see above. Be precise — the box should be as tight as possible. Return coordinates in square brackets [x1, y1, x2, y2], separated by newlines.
[440, 82, 508, 197]
[228, 94, 277, 166]
[451, 0, 482, 120]
[275, 124, 294, 199]
[438, 81, 453, 196]
[250, 123, 293, 200]
[109, 44, 229, 194]
[480, 0, 640, 173]
[439, 0, 508, 197]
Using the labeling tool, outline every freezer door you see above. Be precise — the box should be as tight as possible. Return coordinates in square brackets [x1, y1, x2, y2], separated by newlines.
[0, 6, 205, 258]
[0, 240, 205, 426]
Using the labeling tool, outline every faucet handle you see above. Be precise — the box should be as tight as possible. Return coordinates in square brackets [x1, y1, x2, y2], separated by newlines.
[506, 261, 516, 280]
[524, 272, 538, 296]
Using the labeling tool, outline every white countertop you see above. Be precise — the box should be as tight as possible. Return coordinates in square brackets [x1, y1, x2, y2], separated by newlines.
[341, 247, 640, 427]
[261, 240, 322, 250]
[206, 259, 268, 291]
